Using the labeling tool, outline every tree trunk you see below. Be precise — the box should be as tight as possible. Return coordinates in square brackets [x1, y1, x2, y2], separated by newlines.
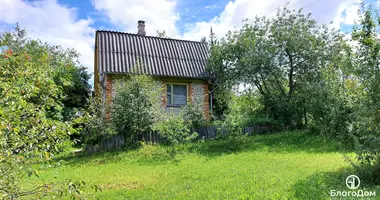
[171, 145, 175, 159]
[285, 48, 295, 98]
[304, 106, 307, 126]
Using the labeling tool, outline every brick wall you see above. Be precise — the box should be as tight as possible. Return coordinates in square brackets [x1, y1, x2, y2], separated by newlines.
[105, 74, 113, 119]
[161, 80, 167, 107]
[104, 74, 210, 120]
[203, 80, 210, 120]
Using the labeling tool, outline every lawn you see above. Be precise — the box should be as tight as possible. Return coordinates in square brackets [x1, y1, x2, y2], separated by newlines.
[24, 131, 380, 199]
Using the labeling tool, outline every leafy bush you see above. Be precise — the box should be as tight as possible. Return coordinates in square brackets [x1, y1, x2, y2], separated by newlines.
[153, 113, 198, 159]
[335, 4, 380, 184]
[111, 74, 161, 142]
[0, 26, 91, 198]
[80, 97, 116, 146]
[221, 92, 282, 129]
[183, 98, 205, 128]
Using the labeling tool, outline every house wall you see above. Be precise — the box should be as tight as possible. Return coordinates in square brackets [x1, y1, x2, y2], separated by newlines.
[104, 74, 210, 120]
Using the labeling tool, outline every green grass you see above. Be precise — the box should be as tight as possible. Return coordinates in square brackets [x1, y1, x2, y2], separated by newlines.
[24, 131, 380, 199]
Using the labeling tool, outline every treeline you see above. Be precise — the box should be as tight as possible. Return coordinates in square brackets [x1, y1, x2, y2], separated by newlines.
[0, 26, 92, 198]
[3, 3, 380, 198]
[207, 5, 380, 183]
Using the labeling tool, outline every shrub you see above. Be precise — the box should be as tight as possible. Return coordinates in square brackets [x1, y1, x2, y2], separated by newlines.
[183, 99, 205, 128]
[111, 75, 161, 142]
[0, 27, 90, 198]
[152, 113, 198, 159]
[80, 97, 116, 146]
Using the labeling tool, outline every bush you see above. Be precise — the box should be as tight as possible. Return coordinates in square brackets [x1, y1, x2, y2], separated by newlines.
[111, 75, 161, 142]
[221, 92, 281, 130]
[80, 97, 116, 146]
[183, 100, 205, 128]
[0, 26, 91, 198]
[152, 113, 198, 159]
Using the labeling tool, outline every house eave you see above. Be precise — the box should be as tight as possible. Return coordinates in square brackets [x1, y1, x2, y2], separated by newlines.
[101, 72, 211, 80]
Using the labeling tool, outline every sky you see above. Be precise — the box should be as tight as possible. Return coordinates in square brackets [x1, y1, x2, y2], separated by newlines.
[0, 0, 377, 86]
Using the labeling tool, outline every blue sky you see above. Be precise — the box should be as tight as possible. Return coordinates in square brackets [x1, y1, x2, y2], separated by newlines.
[0, 0, 378, 85]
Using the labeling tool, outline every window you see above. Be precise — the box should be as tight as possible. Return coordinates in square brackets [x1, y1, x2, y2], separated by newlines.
[167, 84, 187, 106]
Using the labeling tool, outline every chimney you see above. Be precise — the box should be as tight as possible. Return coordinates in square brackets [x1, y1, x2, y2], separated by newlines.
[137, 20, 146, 36]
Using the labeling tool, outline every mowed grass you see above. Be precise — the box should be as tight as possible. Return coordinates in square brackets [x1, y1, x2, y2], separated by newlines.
[24, 131, 380, 199]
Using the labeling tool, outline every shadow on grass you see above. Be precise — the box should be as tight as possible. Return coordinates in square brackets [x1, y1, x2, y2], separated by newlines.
[188, 131, 350, 158]
[56, 144, 174, 167]
[59, 131, 349, 166]
[290, 167, 380, 199]
[291, 167, 352, 199]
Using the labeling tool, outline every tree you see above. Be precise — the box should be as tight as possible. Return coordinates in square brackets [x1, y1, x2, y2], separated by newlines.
[111, 74, 161, 142]
[207, 27, 233, 120]
[152, 113, 197, 159]
[48, 45, 91, 121]
[2, 26, 91, 121]
[347, 4, 380, 183]
[0, 27, 89, 198]
[207, 7, 347, 128]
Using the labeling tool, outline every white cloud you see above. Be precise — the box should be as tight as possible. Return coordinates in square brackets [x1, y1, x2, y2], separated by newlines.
[205, 4, 219, 10]
[0, 0, 366, 85]
[332, 0, 362, 28]
[0, 0, 95, 75]
[181, 0, 363, 41]
[92, 0, 180, 37]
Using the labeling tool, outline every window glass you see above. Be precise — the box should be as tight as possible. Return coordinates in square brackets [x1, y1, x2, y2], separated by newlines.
[173, 85, 187, 105]
[167, 94, 172, 105]
[167, 84, 171, 93]
[166, 84, 187, 106]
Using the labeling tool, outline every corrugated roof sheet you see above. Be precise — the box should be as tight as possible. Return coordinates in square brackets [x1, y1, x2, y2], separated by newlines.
[96, 30, 210, 78]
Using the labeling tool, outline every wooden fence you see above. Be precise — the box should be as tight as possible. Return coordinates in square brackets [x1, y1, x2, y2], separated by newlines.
[85, 125, 273, 153]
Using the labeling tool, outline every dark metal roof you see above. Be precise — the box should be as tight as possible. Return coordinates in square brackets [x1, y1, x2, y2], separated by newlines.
[96, 30, 210, 79]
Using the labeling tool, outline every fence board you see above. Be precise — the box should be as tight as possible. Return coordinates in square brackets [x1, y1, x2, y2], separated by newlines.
[85, 125, 273, 153]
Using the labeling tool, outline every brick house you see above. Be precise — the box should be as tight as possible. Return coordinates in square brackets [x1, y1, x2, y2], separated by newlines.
[93, 21, 211, 119]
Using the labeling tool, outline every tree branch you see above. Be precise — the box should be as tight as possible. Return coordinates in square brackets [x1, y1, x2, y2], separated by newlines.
[285, 48, 295, 98]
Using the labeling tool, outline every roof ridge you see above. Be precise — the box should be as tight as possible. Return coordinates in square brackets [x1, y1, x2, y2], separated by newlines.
[96, 30, 207, 44]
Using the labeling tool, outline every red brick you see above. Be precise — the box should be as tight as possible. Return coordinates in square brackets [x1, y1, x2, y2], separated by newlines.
[203, 81, 210, 120]
[162, 81, 167, 107]
[188, 83, 193, 103]
[105, 74, 112, 120]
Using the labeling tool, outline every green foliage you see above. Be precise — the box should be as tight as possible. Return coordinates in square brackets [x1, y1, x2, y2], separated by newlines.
[48, 45, 91, 121]
[2, 25, 91, 122]
[0, 26, 90, 198]
[304, 62, 356, 144]
[210, 86, 233, 120]
[346, 4, 380, 184]
[207, 41, 234, 120]
[225, 92, 281, 128]
[111, 75, 161, 142]
[183, 97, 205, 128]
[207, 6, 346, 128]
[80, 97, 116, 146]
[152, 113, 198, 159]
